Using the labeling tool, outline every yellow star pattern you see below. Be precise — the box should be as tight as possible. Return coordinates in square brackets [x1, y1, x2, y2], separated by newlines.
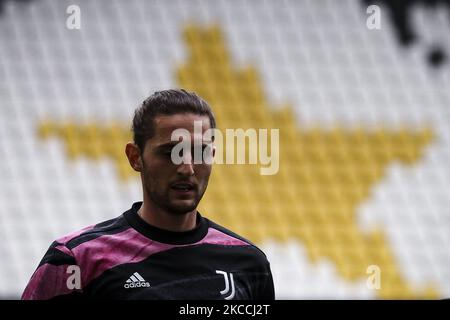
[37, 25, 439, 298]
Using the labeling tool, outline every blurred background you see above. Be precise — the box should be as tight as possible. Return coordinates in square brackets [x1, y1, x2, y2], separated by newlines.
[0, 0, 450, 299]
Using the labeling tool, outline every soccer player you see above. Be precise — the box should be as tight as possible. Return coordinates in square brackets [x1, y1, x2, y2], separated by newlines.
[22, 89, 275, 300]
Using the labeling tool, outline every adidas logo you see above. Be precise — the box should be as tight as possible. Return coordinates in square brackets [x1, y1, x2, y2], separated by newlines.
[124, 272, 151, 289]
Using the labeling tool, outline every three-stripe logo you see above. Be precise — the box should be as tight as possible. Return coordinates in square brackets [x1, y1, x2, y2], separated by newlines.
[124, 272, 151, 289]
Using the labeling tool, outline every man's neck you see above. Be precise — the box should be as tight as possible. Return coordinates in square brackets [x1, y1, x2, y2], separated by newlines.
[137, 201, 198, 232]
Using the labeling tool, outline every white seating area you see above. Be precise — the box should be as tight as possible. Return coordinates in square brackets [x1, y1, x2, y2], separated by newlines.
[0, 0, 449, 299]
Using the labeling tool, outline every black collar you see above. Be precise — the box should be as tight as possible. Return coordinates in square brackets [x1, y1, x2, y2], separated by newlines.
[123, 202, 209, 245]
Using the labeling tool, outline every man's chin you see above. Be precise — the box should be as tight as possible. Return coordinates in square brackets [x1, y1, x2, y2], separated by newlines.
[167, 200, 198, 215]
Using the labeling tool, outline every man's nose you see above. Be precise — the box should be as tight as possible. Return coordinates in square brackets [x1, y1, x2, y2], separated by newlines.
[177, 162, 194, 176]
[177, 153, 195, 176]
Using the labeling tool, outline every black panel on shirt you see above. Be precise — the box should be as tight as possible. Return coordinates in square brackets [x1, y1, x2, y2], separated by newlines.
[65, 215, 131, 250]
[82, 243, 273, 300]
[38, 241, 77, 268]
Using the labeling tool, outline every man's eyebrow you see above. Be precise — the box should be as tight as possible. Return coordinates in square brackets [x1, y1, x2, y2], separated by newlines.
[156, 142, 179, 149]
[157, 141, 212, 149]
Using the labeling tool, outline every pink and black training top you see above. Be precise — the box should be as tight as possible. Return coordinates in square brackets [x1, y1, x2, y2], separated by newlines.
[22, 202, 275, 300]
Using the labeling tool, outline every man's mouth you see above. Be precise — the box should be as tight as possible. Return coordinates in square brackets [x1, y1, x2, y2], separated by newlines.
[171, 182, 195, 192]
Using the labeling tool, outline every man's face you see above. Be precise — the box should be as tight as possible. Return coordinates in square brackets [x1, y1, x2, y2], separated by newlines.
[140, 113, 213, 215]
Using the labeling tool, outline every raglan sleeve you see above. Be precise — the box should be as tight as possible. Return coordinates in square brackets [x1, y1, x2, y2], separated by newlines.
[22, 241, 84, 300]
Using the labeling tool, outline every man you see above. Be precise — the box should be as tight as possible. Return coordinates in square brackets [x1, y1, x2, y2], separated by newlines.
[22, 89, 275, 300]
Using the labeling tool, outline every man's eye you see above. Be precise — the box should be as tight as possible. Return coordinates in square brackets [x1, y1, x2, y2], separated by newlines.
[162, 150, 173, 156]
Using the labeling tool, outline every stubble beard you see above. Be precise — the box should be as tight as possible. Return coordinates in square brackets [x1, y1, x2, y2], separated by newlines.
[142, 168, 208, 216]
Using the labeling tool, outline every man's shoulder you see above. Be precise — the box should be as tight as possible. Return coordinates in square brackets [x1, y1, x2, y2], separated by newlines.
[35, 214, 131, 274]
[206, 218, 269, 261]
[54, 214, 130, 250]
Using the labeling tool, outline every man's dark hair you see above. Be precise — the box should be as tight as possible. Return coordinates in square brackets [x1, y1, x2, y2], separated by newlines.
[132, 89, 216, 153]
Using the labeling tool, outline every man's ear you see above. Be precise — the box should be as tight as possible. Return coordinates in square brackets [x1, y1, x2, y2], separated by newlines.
[125, 142, 143, 172]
